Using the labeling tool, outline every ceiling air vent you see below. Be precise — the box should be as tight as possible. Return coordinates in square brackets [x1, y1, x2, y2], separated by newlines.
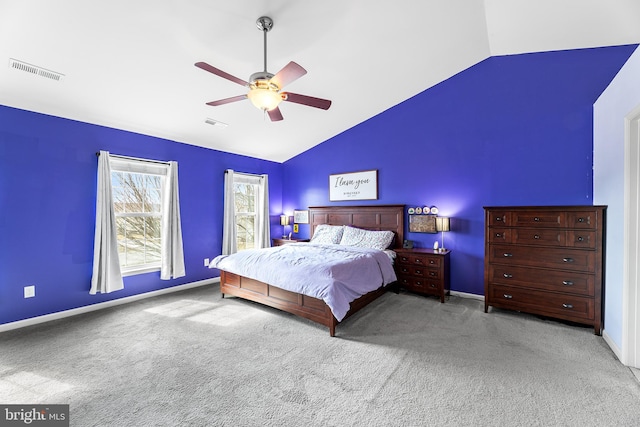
[9, 58, 64, 81]
[205, 118, 228, 128]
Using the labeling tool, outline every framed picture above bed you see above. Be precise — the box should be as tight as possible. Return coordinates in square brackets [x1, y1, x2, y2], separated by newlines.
[329, 170, 378, 201]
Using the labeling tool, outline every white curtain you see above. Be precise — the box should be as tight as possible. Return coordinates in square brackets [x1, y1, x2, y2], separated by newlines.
[161, 161, 186, 280]
[222, 170, 237, 255]
[221, 170, 271, 255]
[90, 151, 124, 294]
[256, 174, 270, 248]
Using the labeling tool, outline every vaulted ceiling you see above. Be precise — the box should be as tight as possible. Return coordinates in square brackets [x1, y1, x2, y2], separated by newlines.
[0, 0, 638, 162]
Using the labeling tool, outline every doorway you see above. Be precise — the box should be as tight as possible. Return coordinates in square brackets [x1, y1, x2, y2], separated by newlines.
[623, 104, 640, 368]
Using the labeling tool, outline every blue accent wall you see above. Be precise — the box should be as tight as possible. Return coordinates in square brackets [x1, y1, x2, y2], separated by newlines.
[283, 45, 637, 296]
[1, 45, 635, 326]
[0, 106, 282, 325]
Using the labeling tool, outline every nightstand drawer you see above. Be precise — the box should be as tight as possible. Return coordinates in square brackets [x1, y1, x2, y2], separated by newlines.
[398, 277, 441, 295]
[397, 254, 441, 268]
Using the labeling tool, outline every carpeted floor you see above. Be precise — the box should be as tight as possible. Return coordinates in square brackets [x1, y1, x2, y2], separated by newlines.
[1, 283, 639, 426]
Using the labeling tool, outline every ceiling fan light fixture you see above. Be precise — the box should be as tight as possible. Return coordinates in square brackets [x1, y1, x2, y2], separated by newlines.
[247, 87, 282, 111]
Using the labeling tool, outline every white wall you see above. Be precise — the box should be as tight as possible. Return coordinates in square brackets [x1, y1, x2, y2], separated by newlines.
[594, 45, 640, 348]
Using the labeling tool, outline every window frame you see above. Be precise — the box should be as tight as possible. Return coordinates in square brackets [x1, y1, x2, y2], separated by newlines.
[110, 157, 168, 276]
[233, 180, 259, 251]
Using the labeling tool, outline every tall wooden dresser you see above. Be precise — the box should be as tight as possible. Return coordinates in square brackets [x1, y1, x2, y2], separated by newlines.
[484, 206, 606, 335]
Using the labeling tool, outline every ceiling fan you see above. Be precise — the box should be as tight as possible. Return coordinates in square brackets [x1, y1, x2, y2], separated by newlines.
[195, 16, 332, 122]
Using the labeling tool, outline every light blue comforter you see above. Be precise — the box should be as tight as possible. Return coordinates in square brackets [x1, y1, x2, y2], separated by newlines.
[209, 243, 397, 321]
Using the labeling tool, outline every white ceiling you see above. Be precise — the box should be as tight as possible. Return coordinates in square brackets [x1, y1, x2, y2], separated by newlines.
[0, 0, 639, 162]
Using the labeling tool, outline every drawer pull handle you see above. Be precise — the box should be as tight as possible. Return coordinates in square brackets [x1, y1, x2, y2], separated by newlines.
[503, 253, 513, 257]
[563, 257, 574, 263]
[534, 234, 540, 239]
[503, 273, 513, 278]
[562, 280, 574, 286]
[429, 260, 435, 264]
[495, 233, 502, 238]
[562, 303, 574, 309]
[534, 217, 540, 222]
[503, 294, 513, 299]
[577, 236, 584, 242]
[415, 269, 422, 275]
[429, 272, 436, 276]
[578, 217, 585, 223]
[496, 217, 503, 222]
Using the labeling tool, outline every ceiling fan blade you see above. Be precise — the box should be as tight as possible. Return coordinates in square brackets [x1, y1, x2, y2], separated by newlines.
[282, 92, 332, 110]
[268, 107, 284, 122]
[271, 62, 307, 89]
[206, 95, 247, 106]
[195, 62, 249, 87]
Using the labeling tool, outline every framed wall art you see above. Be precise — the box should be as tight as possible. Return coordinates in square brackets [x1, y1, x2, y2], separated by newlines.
[409, 214, 437, 233]
[329, 170, 378, 201]
[293, 209, 309, 224]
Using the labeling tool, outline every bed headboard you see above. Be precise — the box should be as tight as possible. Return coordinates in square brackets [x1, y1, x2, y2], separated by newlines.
[308, 205, 405, 249]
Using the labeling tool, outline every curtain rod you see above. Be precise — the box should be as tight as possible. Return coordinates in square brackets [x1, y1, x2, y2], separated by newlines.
[96, 152, 170, 166]
[225, 169, 263, 177]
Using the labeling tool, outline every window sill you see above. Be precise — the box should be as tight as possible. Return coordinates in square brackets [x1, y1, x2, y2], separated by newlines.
[122, 265, 161, 277]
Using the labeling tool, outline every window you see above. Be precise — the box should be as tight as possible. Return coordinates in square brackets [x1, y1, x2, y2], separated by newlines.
[222, 170, 270, 255]
[110, 158, 167, 274]
[234, 181, 258, 250]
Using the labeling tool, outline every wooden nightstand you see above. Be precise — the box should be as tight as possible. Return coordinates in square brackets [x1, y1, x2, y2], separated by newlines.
[394, 248, 451, 302]
[271, 238, 310, 247]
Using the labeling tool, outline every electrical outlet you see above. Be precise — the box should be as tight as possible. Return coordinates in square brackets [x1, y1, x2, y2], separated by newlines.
[24, 285, 35, 298]
[204, 258, 210, 267]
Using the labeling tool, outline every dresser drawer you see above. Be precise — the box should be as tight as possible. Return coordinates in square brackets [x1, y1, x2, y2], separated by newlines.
[489, 284, 594, 321]
[491, 229, 596, 248]
[513, 228, 565, 246]
[512, 211, 564, 228]
[488, 245, 595, 272]
[488, 265, 594, 296]
[566, 211, 599, 229]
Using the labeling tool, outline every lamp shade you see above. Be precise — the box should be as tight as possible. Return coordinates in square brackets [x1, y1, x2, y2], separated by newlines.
[248, 88, 282, 111]
[280, 214, 290, 226]
[436, 216, 450, 232]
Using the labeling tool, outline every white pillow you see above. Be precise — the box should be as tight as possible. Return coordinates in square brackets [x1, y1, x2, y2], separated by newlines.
[339, 226, 395, 250]
[310, 224, 345, 244]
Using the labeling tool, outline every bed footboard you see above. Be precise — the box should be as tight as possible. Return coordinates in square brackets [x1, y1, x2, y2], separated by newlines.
[219, 270, 385, 336]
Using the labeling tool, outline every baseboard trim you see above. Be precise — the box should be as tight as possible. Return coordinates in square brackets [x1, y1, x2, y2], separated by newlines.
[602, 329, 623, 363]
[0, 277, 220, 333]
[451, 290, 485, 301]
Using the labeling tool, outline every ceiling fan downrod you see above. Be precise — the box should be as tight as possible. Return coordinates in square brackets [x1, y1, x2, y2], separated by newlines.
[256, 16, 273, 74]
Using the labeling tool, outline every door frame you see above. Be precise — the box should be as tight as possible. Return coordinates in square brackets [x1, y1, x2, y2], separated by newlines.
[623, 104, 640, 367]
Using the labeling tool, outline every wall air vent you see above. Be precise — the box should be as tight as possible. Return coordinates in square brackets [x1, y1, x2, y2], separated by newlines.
[9, 58, 64, 81]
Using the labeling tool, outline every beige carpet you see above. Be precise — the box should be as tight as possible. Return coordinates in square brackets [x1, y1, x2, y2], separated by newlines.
[1, 284, 639, 426]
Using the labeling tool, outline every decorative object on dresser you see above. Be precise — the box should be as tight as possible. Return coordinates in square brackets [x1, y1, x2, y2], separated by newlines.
[483, 205, 606, 335]
[272, 238, 310, 247]
[395, 248, 451, 303]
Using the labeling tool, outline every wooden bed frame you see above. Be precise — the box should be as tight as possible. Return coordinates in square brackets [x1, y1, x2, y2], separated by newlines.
[218, 204, 405, 336]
